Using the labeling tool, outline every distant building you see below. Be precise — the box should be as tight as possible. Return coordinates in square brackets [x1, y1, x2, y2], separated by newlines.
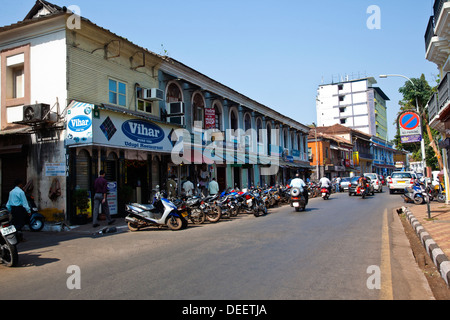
[316, 77, 390, 141]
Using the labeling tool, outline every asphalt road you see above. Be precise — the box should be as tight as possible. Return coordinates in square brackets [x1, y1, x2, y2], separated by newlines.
[0, 189, 434, 300]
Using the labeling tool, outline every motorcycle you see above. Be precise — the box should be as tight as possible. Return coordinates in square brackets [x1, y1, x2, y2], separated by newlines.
[321, 187, 330, 200]
[402, 181, 428, 205]
[0, 208, 19, 267]
[237, 188, 267, 217]
[125, 188, 188, 231]
[290, 187, 307, 212]
[200, 194, 222, 223]
[356, 185, 367, 199]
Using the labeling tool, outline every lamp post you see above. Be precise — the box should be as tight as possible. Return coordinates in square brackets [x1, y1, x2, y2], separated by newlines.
[379, 74, 431, 218]
[312, 122, 319, 180]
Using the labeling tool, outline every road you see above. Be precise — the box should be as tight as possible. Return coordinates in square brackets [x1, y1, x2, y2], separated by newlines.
[0, 189, 434, 301]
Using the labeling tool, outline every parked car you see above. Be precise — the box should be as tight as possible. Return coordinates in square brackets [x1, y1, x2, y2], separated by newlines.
[339, 177, 352, 191]
[387, 171, 417, 194]
[348, 176, 375, 196]
[364, 173, 382, 193]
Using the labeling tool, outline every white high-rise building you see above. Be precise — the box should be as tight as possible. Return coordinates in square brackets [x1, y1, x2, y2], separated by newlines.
[316, 77, 390, 141]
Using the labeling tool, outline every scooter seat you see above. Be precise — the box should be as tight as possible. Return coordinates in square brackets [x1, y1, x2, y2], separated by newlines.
[130, 203, 155, 211]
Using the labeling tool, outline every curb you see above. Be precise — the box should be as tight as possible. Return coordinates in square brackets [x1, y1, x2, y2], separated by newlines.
[401, 206, 450, 287]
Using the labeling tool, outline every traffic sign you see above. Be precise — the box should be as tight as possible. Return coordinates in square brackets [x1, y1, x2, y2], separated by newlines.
[398, 111, 422, 143]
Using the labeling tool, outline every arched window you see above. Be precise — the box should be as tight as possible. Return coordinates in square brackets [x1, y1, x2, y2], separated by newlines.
[256, 118, 263, 143]
[166, 82, 182, 103]
[244, 113, 252, 131]
[193, 92, 205, 127]
[284, 129, 288, 149]
[230, 109, 238, 131]
[267, 122, 272, 154]
[213, 102, 222, 130]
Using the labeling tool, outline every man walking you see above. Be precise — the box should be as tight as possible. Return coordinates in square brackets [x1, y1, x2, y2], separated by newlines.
[6, 179, 31, 232]
[93, 170, 115, 228]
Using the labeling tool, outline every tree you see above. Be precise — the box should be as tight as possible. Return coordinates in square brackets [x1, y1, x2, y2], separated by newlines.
[393, 74, 443, 171]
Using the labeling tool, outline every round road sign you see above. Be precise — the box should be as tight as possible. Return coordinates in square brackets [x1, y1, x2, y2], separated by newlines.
[399, 112, 420, 131]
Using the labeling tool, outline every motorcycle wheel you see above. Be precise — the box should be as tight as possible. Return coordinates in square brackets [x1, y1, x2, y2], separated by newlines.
[437, 194, 446, 203]
[167, 216, 183, 231]
[127, 221, 140, 232]
[206, 206, 221, 223]
[30, 218, 44, 232]
[190, 209, 205, 225]
[0, 243, 18, 267]
[414, 196, 424, 205]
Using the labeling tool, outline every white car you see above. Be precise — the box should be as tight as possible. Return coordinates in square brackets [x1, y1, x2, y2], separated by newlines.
[364, 173, 383, 193]
[387, 171, 417, 194]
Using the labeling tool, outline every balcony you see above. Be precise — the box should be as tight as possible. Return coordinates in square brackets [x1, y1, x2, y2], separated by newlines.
[427, 72, 450, 132]
[426, 0, 450, 67]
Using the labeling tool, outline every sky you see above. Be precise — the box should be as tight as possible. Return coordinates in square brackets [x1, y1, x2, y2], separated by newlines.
[0, 0, 439, 141]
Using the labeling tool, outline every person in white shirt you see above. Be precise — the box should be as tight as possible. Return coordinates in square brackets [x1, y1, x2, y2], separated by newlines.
[183, 177, 194, 197]
[290, 174, 306, 192]
[289, 174, 308, 205]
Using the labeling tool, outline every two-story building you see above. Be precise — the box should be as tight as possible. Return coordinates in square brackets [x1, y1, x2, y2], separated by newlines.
[0, 1, 311, 223]
[424, 0, 450, 201]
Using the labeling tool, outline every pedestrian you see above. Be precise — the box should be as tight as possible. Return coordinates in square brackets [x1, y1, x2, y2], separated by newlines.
[167, 175, 177, 198]
[183, 176, 194, 197]
[6, 179, 31, 233]
[208, 177, 220, 196]
[93, 170, 115, 228]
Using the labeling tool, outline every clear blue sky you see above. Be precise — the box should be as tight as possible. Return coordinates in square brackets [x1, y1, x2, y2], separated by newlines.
[1, 0, 439, 140]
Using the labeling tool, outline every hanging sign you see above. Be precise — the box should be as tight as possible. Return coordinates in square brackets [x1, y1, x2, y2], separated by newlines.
[399, 111, 422, 144]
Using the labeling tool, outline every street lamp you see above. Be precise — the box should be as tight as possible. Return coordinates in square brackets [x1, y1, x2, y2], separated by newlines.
[379, 74, 431, 218]
[312, 122, 319, 180]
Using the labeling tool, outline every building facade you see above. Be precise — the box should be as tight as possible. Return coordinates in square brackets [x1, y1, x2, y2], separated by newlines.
[0, 1, 311, 223]
[424, 0, 450, 202]
[316, 77, 390, 141]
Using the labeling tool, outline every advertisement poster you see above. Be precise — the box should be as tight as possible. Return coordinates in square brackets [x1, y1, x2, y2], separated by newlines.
[204, 108, 216, 129]
[107, 182, 118, 216]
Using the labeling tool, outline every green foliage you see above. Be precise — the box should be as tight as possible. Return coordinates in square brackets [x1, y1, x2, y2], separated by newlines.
[393, 74, 441, 170]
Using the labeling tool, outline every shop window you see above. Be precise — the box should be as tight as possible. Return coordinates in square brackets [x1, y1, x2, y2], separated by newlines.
[109, 79, 127, 107]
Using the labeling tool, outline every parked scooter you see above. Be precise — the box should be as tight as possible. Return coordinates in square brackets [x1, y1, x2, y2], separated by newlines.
[290, 187, 307, 212]
[26, 194, 45, 232]
[0, 208, 19, 267]
[125, 187, 188, 231]
[402, 180, 428, 205]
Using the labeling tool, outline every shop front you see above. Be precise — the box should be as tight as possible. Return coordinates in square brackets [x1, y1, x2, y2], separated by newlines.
[65, 101, 181, 223]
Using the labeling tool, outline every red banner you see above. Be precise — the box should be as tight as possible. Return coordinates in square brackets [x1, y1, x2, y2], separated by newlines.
[205, 108, 216, 129]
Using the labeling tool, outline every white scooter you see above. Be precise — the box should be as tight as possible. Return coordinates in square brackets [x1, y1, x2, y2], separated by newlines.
[125, 187, 188, 231]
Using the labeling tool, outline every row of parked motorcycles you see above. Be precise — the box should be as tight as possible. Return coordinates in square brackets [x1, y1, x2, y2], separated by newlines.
[402, 179, 446, 205]
[125, 185, 297, 232]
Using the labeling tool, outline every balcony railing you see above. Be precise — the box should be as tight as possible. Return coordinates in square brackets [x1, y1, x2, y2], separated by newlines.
[428, 92, 438, 121]
[427, 72, 450, 123]
[434, 0, 450, 22]
[425, 16, 436, 51]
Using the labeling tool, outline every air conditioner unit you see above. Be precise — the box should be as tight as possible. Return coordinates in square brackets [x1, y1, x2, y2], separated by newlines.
[143, 88, 164, 101]
[167, 102, 185, 115]
[167, 115, 185, 126]
[23, 104, 50, 122]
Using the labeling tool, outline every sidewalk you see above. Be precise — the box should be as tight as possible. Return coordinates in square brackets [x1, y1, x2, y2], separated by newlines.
[401, 201, 450, 286]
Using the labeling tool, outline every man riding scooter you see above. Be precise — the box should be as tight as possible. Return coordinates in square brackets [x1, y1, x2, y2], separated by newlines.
[357, 174, 369, 198]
